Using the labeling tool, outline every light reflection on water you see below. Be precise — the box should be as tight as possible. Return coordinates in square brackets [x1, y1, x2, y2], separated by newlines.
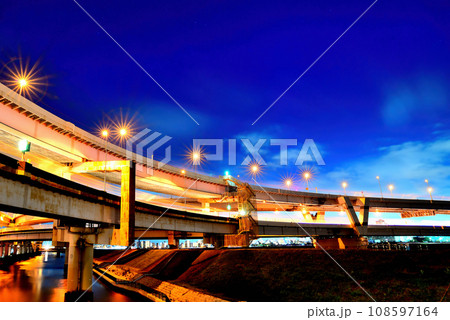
[0, 252, 146, 302]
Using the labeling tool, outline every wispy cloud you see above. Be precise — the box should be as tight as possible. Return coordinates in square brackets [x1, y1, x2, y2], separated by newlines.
[323, 136, 450, 197]
[381, 75, 448, 126]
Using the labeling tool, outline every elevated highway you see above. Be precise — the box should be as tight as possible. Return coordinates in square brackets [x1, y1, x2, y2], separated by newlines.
[2, 80, 450, 300]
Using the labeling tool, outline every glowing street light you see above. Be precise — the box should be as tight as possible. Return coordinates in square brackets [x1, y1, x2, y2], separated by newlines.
[100, 129, 110, 192]
[247, 162, 262, 180]
[181, 169, 186, 175]
[424, 180, 433, 202]
[342, 182, 347, 195]
[388, 184, 394, 196]
[119, 128, 127, 137]
[427, 186, 433, 202]
[302, 171, 312, 190]
[18, 139, 31, 161]
[192, 152, 201, 165]
[285, 179, 292, 189]
[376, 176, 383, 199]
[18, 78, 28, 88]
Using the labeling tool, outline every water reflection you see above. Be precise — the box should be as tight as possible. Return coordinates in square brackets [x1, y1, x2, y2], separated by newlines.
[0, 252, 146, 302]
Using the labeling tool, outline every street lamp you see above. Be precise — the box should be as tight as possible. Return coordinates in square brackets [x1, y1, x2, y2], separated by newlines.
[303, 171, 311, 190]
[248, 162, 262, 181]
[285, 179, 292, 189]
[192, 152, 200, 166]
[181, 169, 187, 209]
[376, 176, 383, 199]
[18, 139, 31, 161]
[425, 180, 433, 202]
[342, 182, 347, 195]
[18, 78, 28, 88]
[101, 129, 109, 192]
[388, 184, 394, 196]
[427, 187, 433, 203]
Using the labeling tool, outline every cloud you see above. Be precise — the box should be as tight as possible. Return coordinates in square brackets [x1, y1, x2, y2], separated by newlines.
[323, 136, 450, 197]
[381, 76, 448, 126]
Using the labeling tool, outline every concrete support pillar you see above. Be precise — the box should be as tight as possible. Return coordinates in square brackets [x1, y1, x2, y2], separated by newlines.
[224, 234, 250, 247]
[120, 161, 136, 247]
[313, 237, 368, 250]
[168, 231, 180, 249]
[64, 246, 69, 277]
[13, 244, 17, 255]
[0, 244, 3, 257]
[64, 238, 94, 302]
[302, 211, 313, 222]
[316, 211, 325, 222]
[203, 234, 225, 248]
[80, 244, 94, 292]
[4, 243, 9, 256]
[201, 202, 210, 213]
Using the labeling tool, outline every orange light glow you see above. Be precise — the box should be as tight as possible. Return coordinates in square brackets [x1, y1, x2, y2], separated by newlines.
[18, 78, 28, 87]
[185, 145, 205, 167]
[247, 161, 263, 178]
[2, 55, 49, 101]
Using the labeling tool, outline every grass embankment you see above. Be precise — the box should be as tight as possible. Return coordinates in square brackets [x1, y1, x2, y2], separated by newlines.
[95, 248, 450, 302]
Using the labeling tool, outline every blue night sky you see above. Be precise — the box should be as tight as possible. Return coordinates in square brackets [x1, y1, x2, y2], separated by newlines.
[1, 0, 449, 198]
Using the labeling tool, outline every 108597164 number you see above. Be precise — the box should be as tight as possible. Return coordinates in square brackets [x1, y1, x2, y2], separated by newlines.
[368, 306, 438, 317]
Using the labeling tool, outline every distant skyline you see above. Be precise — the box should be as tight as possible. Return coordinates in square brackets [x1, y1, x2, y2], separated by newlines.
[0, 0, 449, 198]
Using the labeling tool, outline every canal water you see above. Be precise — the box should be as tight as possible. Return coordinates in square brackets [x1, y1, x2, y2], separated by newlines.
[0, 251, 147, 302]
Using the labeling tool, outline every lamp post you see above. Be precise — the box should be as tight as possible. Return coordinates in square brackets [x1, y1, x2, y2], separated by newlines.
[425, 180, 433, 202]
[249, 163, 261, 182]
[18, 139, 31, 161]
[376, 176, 383, 199]
[342, 182, 347, 195]
[388, 184, 394, 196]
[303, 172, 310, 190]
[285, 179, 292, 190]
[427, 187, 433, 203]
[101, 130, 109, 192]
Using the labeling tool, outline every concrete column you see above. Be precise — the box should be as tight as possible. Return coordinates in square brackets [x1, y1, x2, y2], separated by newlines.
[65, 238, 94, 302]
[120, 161, 136, 247]
[13, 244, 17, 255]
[4, 243, 9, 256]
[0, 244, 3, 257]
[302, 211, 313, 222]
[203, 234, 225, 248]
[80, 244, 93, 292]
[313, 237, 368, 250]
[168, 231, 179, 249]
[64, 246, 69, 277]
[316, 211, 325, 222]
